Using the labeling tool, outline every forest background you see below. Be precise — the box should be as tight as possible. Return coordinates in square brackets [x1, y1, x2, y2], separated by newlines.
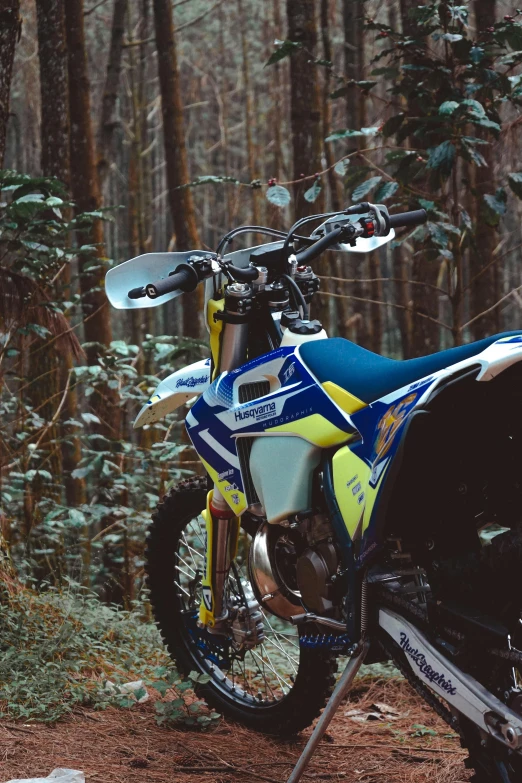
[1, 0, 522, 723]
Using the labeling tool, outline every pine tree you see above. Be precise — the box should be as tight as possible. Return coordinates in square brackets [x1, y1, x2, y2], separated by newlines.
[0, 0, 21, 167]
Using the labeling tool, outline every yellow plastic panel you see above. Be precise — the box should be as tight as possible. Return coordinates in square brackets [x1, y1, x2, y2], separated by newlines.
[200, 457, 247, 515]
[332, 446, 371, 540]
[322, 382, 366, 415]
[361, 470, 387, 535]
[268, 413, 352, 448]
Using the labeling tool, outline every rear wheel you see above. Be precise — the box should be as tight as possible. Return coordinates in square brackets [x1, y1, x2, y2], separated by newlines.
[145, 476, 338, 734]
[429, 527, 522, 782]
[459, 715, 522, 783]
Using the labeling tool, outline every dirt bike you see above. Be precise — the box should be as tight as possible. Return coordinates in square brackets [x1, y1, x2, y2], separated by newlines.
[106, 202, 522, 782]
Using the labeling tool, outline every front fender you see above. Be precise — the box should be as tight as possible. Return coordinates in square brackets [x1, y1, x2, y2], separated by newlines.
[134, 358, 211, 428]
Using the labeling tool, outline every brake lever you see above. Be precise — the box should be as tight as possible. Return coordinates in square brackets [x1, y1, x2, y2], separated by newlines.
[365, 202, 388, 236]
[310, 203, 390, 241]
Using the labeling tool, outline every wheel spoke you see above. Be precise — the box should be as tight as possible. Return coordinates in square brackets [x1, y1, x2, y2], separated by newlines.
[250, 647, 292, 693]
[176, 548, 198, 575]
[175, 512, 301, 707]
[175, 563, 197, 581]
[263, 635, 299, 672]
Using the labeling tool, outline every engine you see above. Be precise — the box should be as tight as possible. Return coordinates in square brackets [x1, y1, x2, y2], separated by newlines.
[249, 510, 341, 620]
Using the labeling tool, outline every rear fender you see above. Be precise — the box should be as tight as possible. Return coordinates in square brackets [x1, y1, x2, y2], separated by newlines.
[134, 358, 211, 428]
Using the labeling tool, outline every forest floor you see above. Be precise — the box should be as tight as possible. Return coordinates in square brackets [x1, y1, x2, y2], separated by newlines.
[0, 676, 471, 783]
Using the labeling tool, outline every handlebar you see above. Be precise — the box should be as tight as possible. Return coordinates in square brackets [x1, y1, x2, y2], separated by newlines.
[126, 207, 428, 301]
[295, 207, 427, 265]
[295, 225, 346, 265]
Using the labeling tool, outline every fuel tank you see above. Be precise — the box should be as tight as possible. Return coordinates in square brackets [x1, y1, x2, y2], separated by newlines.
[186, 346, 356, 516]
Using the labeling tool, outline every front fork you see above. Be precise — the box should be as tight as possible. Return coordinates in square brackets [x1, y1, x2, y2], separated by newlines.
[198, 282, 250, 630]
[199, 487, 240, 631]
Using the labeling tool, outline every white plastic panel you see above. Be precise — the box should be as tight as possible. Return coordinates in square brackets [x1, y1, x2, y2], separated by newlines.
[134, 358, 211, 428]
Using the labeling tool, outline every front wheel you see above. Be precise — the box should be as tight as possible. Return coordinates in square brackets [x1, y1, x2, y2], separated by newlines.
[145, 476, 338, 734]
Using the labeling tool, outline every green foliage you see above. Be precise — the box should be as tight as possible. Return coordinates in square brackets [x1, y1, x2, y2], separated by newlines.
[508, 172, 522, 198]
[411, 724, 438, 738]
[0, 173, 206, 600]
[426, 141, 456, 177]
[264, 39, 302, 67]
[322, 0, 522, 339]
[483, 188, 507, 226]
[266, 184, 291, 207]
[355, 4, 522, 198]
[304, 180, 322, 203]
[0, 582, 217, 728]
[326, 128, 365, 142]
[180, 175, 241, 189]
[352, 176, 382, 201]
[333, 159, 350, 176]
[374, 180, 399, 202]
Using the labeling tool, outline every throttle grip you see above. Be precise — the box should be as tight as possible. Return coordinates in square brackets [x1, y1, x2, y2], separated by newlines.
[388, 209, 427, 229]
[128, 263, 199, 300]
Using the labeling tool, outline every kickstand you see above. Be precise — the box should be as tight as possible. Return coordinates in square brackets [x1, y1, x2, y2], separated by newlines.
[286, 639, 370, 783]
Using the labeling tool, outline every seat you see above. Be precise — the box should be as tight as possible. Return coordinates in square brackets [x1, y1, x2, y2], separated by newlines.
[300, 332, 522, 406]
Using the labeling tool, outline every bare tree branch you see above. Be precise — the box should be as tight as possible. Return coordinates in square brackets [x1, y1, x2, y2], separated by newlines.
[320, 290, 453, 332]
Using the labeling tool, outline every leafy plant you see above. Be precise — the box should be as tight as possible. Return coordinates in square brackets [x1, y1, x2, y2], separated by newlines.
[325, 2, 522, 342]
[0, 579, 218, 728]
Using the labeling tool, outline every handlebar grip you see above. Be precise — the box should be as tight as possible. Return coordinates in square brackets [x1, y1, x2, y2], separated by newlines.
[388, 209, 428, 229]
[145, 264, 199, 299]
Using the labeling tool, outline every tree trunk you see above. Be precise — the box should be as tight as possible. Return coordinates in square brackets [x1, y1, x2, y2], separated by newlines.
[237, 0, 260, 225]
[321, 0, 350, 337]
[470, 0, 499, 340]
[35, 0, 70, 484]
[272, 0, 284, 187]
[393, 245, 412, 358]
[400, 0, 439, 356]
[321, 0, 342, 213]
[97, 0, 128, 187]
[286, 0, 322, 217]
[343, 0, 371, 348]
[0, 0, 21, 167]
[36, 0, 86, 508]
[152, 0, 202, 338]
[64, 0, 120, 436]
[368, 252, 383, 353]
[36, 0, 70, 183]
[343, 0, 365, 138]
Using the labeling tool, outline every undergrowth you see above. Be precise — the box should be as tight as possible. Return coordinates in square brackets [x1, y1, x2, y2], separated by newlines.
[0, 580, 219, 728]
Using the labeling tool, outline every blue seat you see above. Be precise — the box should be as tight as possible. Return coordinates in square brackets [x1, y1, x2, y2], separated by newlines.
[300, 333, 522, 405]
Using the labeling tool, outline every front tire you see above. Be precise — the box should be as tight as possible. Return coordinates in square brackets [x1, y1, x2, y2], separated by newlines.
[145, 476, 338, 734]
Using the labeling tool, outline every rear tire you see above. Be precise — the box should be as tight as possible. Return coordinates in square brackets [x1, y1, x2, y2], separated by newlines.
[430, 527, 522, 782]
[145, 476, 338, 734]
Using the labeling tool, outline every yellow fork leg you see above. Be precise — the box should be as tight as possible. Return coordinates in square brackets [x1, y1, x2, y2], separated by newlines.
[199, 487, 240, 630]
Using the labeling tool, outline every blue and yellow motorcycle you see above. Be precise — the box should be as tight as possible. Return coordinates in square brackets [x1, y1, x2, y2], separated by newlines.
[107, 202, 522, 782]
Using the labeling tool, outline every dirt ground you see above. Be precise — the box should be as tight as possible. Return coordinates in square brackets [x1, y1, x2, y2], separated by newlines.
[0, 677, 471, 783]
